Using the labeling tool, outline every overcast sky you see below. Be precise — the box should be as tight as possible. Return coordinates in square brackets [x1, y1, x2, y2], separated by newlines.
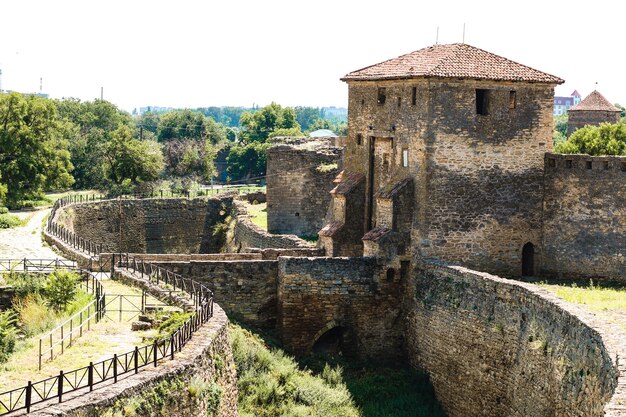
[0, 0, 622, 112]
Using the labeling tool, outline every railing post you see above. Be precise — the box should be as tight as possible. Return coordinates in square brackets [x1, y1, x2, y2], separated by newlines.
[113, 354, 118, 383]
[153, 340, 158, 367]
[26, 381, 32, 413]
[58, 370, 64, 403]
[134, 346, 139, 374]
[39, 339, 42, 370]
[88, 362, 94, 391]
[171, 335, 175, 360]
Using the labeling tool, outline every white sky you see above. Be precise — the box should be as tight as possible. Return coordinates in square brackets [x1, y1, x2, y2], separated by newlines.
[0, 0, 623, 112]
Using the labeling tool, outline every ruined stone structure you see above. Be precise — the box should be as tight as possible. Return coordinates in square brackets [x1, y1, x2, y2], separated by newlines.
[266, 137, 343, 238]
[320, 43, 563, 277]
[567, 90, 621, 135]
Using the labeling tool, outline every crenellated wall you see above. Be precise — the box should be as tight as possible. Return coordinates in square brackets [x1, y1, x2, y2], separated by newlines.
[406, 259, 621, 417]
[542, 153, 626, 281]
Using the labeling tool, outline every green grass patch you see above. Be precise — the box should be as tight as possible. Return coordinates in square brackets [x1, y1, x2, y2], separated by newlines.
[539, 280, 626, 311]
[540, 280, 626, 332]
[245, 202, 267, 231]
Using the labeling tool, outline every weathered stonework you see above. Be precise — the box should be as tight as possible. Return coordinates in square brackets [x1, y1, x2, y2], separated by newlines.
[542, 153, 626, 281]
[406, 259, 622, 417]
[52, 197, 233, 254]
[333, 77, 555, 276]
[267, 138, 343, 238]
[277, 256, 405, 360]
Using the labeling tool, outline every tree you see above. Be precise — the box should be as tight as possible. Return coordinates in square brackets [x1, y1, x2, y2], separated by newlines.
[156, 109, 227, 144]
[55, 98, 134, 188]
[554, 123, 626, 155]
[553, 113, 568, 137]
[0, 93, 74, 204]
[238, 103, 302, 144]
[295, 106, 321, 131]
[103, 126, 164, 186]
[226, 142, 270, 181]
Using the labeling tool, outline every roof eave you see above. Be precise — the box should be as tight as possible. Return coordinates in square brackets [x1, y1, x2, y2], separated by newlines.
[341, 75, 564, 84]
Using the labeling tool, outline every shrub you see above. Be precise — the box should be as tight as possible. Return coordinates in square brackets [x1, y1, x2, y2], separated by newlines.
[0, 213, 23, 229]
[4, 272, 46, 298]
[156, 312, 193, 340]
[44, 270, 79, 311]
[0, 207, 8, 214]
[0, 310, 18, 363]
[13, 293, 57, 336]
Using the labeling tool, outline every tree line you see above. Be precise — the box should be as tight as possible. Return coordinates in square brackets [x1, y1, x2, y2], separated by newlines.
[0, 92, 346, 207]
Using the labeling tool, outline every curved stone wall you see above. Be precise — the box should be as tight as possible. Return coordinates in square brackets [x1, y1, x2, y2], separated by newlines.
[30, 303, 237, 417]
[407, 259, 623, 417]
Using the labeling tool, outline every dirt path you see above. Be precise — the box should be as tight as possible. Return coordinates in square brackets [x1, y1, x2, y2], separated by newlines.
[0, 208, 62, 259]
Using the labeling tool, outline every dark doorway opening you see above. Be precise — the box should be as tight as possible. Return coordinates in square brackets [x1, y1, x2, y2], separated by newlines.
[522, 242, 535, 276]
[312, 327, 344, 355]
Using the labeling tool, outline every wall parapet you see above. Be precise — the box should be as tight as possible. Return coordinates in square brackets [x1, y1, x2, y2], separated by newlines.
[544, 152, 626, 173]
[407, 258, 624, 417]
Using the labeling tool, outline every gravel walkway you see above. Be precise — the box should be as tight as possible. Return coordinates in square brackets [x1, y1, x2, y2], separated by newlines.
[0, 208, 62, 259]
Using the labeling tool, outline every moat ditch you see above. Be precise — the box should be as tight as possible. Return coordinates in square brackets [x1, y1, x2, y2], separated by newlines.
[231, 321, 446, 417]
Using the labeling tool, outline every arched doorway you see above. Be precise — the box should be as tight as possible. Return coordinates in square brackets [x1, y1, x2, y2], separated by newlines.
[522, 242, 535, 277]
[312, 326, 344, 355]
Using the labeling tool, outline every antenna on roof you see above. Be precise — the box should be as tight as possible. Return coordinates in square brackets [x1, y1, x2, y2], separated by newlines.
[462, 23, 466, 43]
[436, 26, 439, 44]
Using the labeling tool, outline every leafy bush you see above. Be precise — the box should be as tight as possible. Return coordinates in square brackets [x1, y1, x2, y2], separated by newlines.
[4, 272, 46, 298]
[0, 207, 8, 214]
[0, 311, 18, 363]
[230, 323, 359, 417]
[555, 122, 626, 155]
[0, 213, 23, 229]
[44, 270, 79, 311]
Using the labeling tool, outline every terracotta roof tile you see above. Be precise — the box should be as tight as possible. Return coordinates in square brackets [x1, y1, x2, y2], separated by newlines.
[362, 227, 392, 242]
[330, 171, 365, 195]
[376, 177, 412, 199]
[569, 90, 621, 112]
[342, 43, 564, 84]
[318, 221, 343, 237]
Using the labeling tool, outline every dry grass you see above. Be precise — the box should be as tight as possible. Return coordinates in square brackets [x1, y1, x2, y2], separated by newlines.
[0, 276, 178, 393]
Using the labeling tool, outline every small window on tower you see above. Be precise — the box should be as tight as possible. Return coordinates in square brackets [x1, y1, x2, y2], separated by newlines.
[476, 89, 490, 115]
[509, 91, 517, 110]
[402, 149, 409, 167]
[377, 87, 386, 105]
[397, 96, 401, 108]
[356, 133, 362, 146]
[411, 87, 417, 105]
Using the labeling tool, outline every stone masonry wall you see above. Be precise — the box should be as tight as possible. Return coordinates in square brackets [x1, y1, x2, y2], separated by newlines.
[406, 259, 621, 417]
[229, 200, 314, 252]
[267, 140, 343, 238]
[567, 110, 621, 135]
[53, 197, 232, 254]
[146, 259, 278, 328]
[277, 256, 405, 360]
[31, 304, 238, 417]
[542, 153, 626, 281]
[344, 79, 555, 276]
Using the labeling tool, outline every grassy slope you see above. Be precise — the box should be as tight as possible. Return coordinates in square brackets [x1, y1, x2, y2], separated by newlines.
[230, 323, 446, 417]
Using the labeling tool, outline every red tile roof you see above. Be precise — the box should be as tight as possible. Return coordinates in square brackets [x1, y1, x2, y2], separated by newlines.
[330, 171, 365, 195]
[569, 90, 621, 112]
[341, 43, 564, 84]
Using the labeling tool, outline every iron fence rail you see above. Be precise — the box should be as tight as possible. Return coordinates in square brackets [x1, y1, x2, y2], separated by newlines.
[0, 193, 217, 415]
[0, 259, 77, 272]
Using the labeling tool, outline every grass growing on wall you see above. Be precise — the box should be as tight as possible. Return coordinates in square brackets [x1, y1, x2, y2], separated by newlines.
[245, 202, 267, 231]
[230, 323, 447, 417]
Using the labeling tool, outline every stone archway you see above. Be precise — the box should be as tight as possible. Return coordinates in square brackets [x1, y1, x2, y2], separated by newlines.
[311, 321, 345, 355]
[522, 242, 535, 277]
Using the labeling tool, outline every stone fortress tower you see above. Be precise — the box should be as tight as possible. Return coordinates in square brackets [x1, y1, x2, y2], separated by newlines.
[320, 43, 564, 277]
[567, 90, 622, 135]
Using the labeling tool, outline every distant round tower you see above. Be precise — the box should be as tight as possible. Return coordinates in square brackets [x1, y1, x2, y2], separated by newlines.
[567, 90, 621, 135]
